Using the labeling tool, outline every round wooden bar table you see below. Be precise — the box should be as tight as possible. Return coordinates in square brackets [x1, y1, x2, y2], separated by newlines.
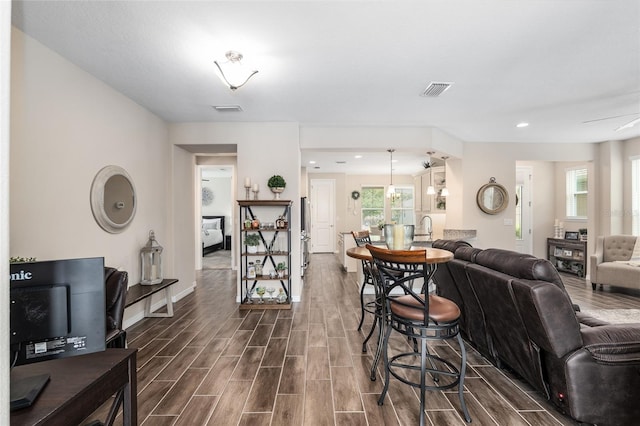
[346, 245, 453, 263]
[346, 244, 454, 380]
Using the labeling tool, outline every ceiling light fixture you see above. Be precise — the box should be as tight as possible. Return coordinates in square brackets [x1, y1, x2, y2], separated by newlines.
[425, 151, 436, 195]
[214, 51, 258, 91]
[440, 156, 449, 197]
[387, 149, 397, 199]
[516, 122, 529, 128]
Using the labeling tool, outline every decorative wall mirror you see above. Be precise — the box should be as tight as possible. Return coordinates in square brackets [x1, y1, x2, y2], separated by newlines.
[476, 177, 509, 215]
[90, 165, 137, 233]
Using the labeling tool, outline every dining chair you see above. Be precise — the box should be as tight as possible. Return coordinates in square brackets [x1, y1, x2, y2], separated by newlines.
[367, 244, 471, 425]
[351, 230, 381, 354]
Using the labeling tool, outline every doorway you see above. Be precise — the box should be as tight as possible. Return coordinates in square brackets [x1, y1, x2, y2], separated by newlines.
[199, 165, 233, 270]
[310, 179, 336, 253]
[515, 166, 533, 254]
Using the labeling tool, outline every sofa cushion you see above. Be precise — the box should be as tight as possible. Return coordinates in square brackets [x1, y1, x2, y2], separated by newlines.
[603, 235, 637, 262]
[454, 246, 482, 262]
[594, 262, 640, 289]
[474, 248, 564, 287]
[510, 279, 582, 358]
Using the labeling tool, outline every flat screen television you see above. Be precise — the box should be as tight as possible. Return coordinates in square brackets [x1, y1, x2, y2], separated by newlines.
[9, 257, 106, 410]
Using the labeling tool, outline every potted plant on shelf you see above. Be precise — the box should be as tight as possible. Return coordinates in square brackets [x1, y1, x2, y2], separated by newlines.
[276, 262, 287, 278]
[267, 175, 286, 200]
[244, 233, 261, 254]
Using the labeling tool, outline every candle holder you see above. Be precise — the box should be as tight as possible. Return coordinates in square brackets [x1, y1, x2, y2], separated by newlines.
[252, 188, 259, 200]
[244, 178, 252, 200]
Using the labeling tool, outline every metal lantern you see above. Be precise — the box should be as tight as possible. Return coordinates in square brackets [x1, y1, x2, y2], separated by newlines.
[141, 230, 163, 285]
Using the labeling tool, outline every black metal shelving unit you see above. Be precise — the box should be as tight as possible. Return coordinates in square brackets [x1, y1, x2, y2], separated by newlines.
[238, 200, 292, 309]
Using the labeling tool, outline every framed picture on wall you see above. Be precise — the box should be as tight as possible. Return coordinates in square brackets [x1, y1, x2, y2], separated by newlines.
[565, 231, 579, 240]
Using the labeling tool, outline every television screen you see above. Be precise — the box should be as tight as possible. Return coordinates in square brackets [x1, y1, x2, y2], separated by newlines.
[10, 257, 106, 366]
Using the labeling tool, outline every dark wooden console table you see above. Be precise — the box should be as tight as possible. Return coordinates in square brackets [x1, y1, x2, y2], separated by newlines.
[11, 348, 137, 426]
[125, 278, 178, 317]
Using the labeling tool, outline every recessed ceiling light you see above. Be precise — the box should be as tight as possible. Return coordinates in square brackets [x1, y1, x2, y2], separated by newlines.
[516, 122, 529, 128]
[354, 155, 362, 159]
[309, 160, 316, 164]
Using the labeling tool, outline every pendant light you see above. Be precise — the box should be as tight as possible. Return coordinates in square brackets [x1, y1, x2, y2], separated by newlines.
[387, 149, 396, 198]
[441, 156, 449, 197]
[425, 151, 436, 195]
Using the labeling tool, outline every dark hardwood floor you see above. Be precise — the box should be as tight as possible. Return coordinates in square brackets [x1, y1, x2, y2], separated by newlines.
[101, 253, 639, 425]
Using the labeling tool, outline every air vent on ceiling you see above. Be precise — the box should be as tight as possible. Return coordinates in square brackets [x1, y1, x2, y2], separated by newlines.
[212, 105, 243, 112]
[420, 82, 453, 97]
[336, 161, 347, 164]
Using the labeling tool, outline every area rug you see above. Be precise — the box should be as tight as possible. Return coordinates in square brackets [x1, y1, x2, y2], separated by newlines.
[580, 309, 640, 324]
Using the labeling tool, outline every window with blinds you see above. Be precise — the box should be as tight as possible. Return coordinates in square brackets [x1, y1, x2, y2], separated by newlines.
[633, 157, 640, 236]
[566, 167, 588, 219]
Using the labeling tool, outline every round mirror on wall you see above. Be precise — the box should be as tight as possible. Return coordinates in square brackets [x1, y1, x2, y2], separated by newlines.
[476, 177, 509, 215]
[90, 165, 137, 233]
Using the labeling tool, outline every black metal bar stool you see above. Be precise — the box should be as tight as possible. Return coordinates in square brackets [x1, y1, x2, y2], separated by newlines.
[351, 231, 381, 354]
[367, 244, 471, 425]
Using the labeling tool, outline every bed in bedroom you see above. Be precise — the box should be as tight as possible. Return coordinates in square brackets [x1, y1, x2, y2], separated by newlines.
[202, 215, 225, 255]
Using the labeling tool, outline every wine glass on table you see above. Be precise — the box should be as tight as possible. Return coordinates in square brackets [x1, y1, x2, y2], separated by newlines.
[256, 286, 266, 304]
[266, 287, 275, 303]
[246, 287, 254, 304]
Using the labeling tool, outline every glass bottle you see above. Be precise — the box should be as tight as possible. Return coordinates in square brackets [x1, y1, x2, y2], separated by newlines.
[247, 262, 256, 279]
[251, 216, 260, 229]
[277, 288, 288, 303]
[255, 260, 263, 276]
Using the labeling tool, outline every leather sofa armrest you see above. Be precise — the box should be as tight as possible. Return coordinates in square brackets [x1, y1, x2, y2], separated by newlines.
[581, 324, 640, 364]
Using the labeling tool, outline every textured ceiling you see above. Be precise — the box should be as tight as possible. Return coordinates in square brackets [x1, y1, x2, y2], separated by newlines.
[11, 0, 640, 174]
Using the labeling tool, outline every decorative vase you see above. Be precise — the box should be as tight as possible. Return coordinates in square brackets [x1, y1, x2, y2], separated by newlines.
[270, 187, 284, 200]
[383, 224, 415, 250]
[247, 245, 258, 254]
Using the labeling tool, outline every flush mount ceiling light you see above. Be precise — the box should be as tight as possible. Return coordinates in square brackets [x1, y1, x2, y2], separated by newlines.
[214, 51, 258, 91]
[516, 122, 529, 128]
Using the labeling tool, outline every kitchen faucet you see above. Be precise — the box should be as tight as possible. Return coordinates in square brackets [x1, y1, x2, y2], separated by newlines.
[420, 215, 433, 241]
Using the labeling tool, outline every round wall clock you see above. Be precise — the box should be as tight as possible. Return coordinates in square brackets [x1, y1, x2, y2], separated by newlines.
[351, 190, 361, 200]
[202, 187, 214, 205]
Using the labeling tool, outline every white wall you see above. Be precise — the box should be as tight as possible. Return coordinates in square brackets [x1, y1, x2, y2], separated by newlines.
[9, 28, 173, 327]
[168, 122, 303, 302]
[456, 142, 598, 251]
[1, 3, 11, 422]
[201, 176, 233, 231]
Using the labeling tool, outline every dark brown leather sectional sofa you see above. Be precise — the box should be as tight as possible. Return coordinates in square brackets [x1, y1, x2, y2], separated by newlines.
[432, 239, 640, 426]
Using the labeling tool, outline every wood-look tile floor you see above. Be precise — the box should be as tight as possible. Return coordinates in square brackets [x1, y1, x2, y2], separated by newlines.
[99, 254, 640, 426]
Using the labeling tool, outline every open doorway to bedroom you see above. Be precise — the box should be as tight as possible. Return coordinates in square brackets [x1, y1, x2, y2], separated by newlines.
[199, 165, 233, 270]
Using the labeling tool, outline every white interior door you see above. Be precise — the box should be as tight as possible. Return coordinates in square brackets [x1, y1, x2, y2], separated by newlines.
[515, 166, 533, 254]
[310, 179, 335, 253]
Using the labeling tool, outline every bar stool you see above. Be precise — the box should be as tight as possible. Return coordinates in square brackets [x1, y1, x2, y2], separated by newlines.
[367, 244, 471, 425]
[350, 230, 380, 354]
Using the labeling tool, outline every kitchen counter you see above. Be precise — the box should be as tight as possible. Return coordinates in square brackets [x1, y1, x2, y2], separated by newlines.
[443, 229, 477, 240]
